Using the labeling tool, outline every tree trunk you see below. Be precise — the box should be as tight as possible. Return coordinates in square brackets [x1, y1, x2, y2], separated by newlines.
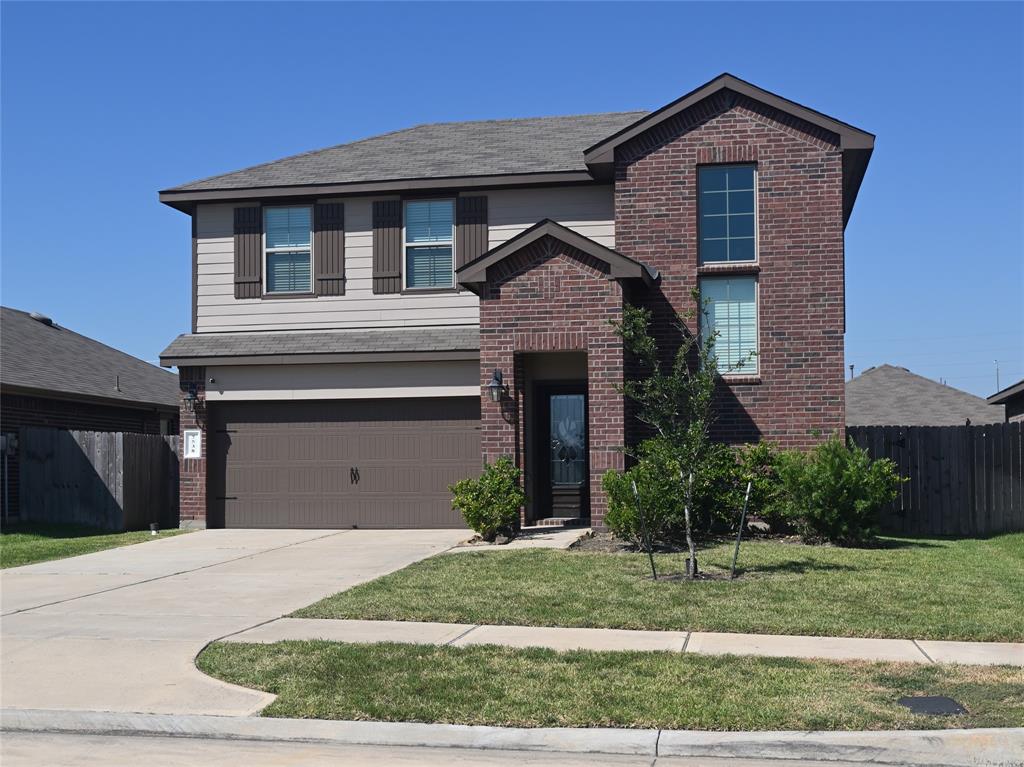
[681, 471, 697, 579]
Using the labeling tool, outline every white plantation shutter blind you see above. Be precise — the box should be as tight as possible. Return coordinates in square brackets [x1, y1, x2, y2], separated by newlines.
[264, 206, 312, 293]
[404, 200, 454, 289]
[266, 252, 312, 293]
[265, 207, 311, 248]
[701, 276, 757, 374]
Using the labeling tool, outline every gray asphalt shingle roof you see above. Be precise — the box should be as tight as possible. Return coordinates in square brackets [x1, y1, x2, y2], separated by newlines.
[846, 364, 1005, 426]
[160, 326, 480, 363]
[165, 112, 648, 192]
[1, 306, 179, 409]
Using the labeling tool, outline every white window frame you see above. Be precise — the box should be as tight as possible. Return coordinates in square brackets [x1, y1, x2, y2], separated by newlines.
[402, 198, 456, 291]
[699, 275, 760, 377]
[263, 205, 313, 295]
[698, 164, 758, 264]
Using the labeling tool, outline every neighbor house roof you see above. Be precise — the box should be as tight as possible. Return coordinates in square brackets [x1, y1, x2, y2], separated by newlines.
[160, 326, 480, 367]
[158, 73, 874, 223]
[457, 218, 659, 295]
[846, 364, 1005, 426]
[988, 378, 1024, 406]
[1, 306, 179, 410]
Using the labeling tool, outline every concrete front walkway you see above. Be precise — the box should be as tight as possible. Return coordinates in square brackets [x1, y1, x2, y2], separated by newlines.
[0, 528, 466, 715]
[226, 617, 1024, 666]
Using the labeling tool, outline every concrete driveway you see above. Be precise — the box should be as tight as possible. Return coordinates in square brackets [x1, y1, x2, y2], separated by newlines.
[0, 529, 465, 715]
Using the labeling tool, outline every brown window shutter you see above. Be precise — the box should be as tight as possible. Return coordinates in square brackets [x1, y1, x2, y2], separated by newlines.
[233, 206, 262, 299]
[456, 196, 488, 269]
[372, 200, 402, 294]
[313, 202, 345, 296]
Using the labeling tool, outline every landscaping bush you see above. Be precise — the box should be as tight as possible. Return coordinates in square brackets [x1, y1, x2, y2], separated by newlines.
[736, 441, 785, 531]
[604, 439, 743, 545]
[603, 443, 683, 547]
[449, 456, 525, 542]
[774, 437, 902, 544]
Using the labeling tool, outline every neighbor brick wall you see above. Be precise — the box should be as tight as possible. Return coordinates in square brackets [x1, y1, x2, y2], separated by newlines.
[615, 90, 847, 449]
[177, 366, 207, 529]
[478, 236, 626, 529]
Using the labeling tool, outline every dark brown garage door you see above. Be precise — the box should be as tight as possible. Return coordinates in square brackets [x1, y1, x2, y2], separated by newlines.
[207, 398, 480, 529]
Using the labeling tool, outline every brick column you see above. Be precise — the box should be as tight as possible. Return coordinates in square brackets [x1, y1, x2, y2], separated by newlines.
[178, 366, 207, 529]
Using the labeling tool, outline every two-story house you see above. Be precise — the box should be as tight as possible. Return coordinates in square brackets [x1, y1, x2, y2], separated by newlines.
[160, 74, 874, 531]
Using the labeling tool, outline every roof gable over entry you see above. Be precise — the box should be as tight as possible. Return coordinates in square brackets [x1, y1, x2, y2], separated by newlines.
[456, 219, 658, 295]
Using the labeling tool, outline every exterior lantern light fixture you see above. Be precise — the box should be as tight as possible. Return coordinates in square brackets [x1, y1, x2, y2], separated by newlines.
[486, 369, 505, 403]
[182, 387, 198, 413]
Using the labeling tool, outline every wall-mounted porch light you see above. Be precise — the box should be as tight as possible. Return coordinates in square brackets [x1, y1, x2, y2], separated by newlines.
[182, 386, 198, 413]
[486, 369, 506, 403]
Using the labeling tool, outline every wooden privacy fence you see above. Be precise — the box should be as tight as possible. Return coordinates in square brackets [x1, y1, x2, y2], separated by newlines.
[19, 428, 179, 531]
[848, 422, 1023, 537]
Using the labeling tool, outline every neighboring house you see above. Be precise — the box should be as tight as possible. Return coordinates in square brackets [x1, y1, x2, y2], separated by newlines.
[846, 364, 1005, 426]
[159, 73, 874, 531]
[1, 306, 180, 518]
[988, 378, 1024, 422]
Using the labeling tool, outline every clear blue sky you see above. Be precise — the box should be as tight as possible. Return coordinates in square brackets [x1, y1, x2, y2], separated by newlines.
[2, 2, 1021, 396]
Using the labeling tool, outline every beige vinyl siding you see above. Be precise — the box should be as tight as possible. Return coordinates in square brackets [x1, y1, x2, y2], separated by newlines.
[204, 360, 479, 401]
[194, 185, 614, 333]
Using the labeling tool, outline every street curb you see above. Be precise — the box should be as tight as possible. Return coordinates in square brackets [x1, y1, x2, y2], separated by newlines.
[0, 709, 656, 756]
[2, 709, 1023, 766]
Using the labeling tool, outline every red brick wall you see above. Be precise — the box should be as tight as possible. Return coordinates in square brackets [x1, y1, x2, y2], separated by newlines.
[615, 91, 846, 449]
[478, 237, 626, 529]
[177, 366, 207, 529]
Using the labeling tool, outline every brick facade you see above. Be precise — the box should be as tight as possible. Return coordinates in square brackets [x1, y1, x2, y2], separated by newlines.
[177, 366, 207, 529]
[615, 91, 847, 448]
[478, 236, 626, 529]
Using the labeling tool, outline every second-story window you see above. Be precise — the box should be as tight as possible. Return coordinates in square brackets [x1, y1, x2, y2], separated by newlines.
[264, 206, 312, 294]
[404, 199, 454, 290]
[699, 165, 756, 263]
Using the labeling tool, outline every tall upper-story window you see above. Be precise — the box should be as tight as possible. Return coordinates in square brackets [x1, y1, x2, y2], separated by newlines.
[699, 165, 756, 263]
[700, 276, 758, 375]
[404, 199, 455, 290]
[264, 206, 312, 293]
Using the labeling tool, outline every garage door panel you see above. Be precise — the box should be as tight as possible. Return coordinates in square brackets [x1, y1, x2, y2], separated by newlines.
[210, 398, 479, 529]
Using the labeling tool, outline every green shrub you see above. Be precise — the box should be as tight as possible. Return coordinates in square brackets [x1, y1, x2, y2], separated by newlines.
[603, 443, 684, 546]
[736, 441, 785, 530]
[450, 457, 525, 541]
[775, 437, 902, 544]
[689, 442, 743, 533]
[604, 439, 744, 544]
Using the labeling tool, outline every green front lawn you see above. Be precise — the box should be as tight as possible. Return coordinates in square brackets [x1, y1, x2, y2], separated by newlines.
[295, 535, 1024, 641]
[199, 641, 1024, 730]
[0, 523, 188, 569]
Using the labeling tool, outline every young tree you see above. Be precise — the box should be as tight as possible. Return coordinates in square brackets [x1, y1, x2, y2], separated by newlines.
[612, 291, 750, 578]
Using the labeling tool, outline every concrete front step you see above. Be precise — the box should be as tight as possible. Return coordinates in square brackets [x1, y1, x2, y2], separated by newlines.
[528, 517, 588, 528]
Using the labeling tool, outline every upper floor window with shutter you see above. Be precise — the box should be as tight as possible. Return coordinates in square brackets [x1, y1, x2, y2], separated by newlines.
[699, 165, 756, 263]
[264, 206, 312, 294]
[404, 199, 454, 290]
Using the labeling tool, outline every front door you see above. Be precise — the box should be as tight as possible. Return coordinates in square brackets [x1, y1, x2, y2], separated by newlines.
[536, 384, 589, 519]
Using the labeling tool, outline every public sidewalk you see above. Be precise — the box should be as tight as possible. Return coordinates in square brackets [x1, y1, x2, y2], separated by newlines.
[225, 617, 1024, 666]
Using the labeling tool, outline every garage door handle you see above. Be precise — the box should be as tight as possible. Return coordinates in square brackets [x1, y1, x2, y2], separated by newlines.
[216, 496, 237, 501]
[350, 467, 360, 484]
